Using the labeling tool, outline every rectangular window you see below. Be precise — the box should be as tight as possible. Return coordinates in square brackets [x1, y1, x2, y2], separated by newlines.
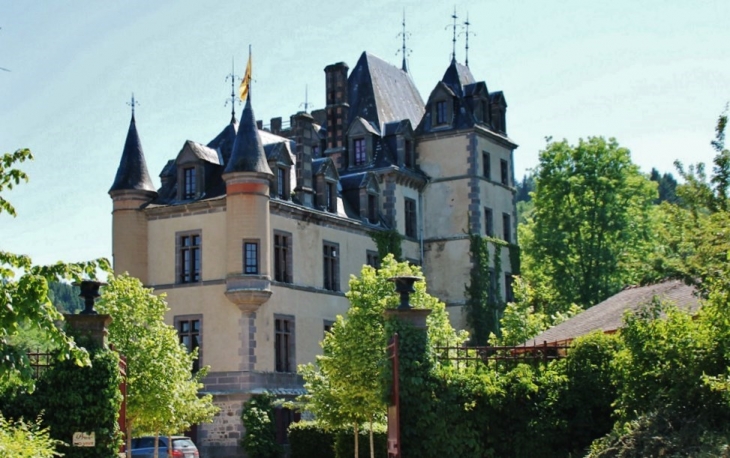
[405, 198, 417, 238]
[179, 233, 201, 283]
[404, 139, 413, 168]
[274, 232, 292, 283]
[505, 274, 515, 303]
[177, 317, 201, 372]
[277, 167, 288, 199]
[183, 167, 196, 199]
[366, 250, 380, 269]
[275, 316, 295, 373]
[488, 268, 497, 302]
[503, 213, 511, 243]
[368, 194, 377, 224]
[483, 152, 491, 179]
[244, 241, 259, 274]
[500, 159, 509, 186]
[326, 182, 336, 213]
[485, 207, 494, 237]
[323, 242, 339, 291]
[354, 138, 367, 166]
[436, 101, 448, 125]
[323, 320, 334, 336]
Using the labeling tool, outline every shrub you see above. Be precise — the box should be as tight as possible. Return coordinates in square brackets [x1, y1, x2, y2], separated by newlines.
[288, 421, 335, 458]
[0, 413, 63, 458]
[241, 394, 282, 458]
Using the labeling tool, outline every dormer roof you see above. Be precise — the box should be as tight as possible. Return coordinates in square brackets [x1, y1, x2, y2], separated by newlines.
[109, 115, 157, 195]
[224, 97, 273, 176]
[441, 59, 476, 97]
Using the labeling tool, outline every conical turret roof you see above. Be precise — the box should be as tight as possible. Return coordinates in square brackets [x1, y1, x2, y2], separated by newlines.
[109, 115, 157, 194]
[224, 96, 273, 176]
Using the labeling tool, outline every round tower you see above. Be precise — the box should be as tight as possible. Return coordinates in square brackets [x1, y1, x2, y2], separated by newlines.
[108, 113, 157, 283]
[222, 94, 274, 312]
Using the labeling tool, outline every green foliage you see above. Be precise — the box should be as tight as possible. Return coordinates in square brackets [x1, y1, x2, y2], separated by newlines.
[299, 256, 465, 456]
[241, 394, 282, 458]
[521, 136, 657, 310]
[0, 412, 63, 458]
[371, 230, 402, 262]
[464, 234, 516, 345]
[48, 282, 84, 314]
[0, 341, 123, 458]
[288, 421, 336, 458]
[649, 168, 679, 204]
[333, 423, 387, 458]
[96, 274, 217, 447]
[0, 148, 110, 390]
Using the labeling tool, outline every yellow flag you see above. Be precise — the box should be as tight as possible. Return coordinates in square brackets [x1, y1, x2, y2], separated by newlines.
[238, 50, 252, 101]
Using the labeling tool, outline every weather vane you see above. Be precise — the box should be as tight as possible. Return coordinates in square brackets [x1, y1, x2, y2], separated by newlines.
[299, 85, 311, 113]
[225, 57, 241, 123]
[396, 9, 412, 72]
[460, 12, 476, 67]
[445, 7, 462, 62]
[127, 93, 139, 118]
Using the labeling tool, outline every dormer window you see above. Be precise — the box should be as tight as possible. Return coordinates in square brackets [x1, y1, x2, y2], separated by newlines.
[354, 138, 367, 166]
[276, 166, 290, 200]
[435, 101, 448, 125]
[368, 194, 378, 224]
[182, 166, 197, 200]
[326, 181, 336, 213]
[404, 139, 414, 168]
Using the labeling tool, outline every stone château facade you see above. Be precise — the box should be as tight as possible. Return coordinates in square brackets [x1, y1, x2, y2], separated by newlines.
[109, 50, 517, 457]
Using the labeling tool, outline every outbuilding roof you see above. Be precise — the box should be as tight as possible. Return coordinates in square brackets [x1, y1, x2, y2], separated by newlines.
[526, 280, 701, 345]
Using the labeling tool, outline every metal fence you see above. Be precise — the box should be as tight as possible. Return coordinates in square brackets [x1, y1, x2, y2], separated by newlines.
[27, 351, 54, 378]
[434, 341, 571, 369]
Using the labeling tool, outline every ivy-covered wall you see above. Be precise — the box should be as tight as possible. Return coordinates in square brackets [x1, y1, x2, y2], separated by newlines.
[0, 340, 123, 458]
[464, 234, 520, 345]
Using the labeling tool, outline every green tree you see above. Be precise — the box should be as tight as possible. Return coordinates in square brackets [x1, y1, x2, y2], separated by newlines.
[96, 274, 217, 458]
[521, 137, 657, 310]
[649, 168, 678, 204]
[299, 255, 466, 458]
[1, 149, 109, 389]
[47, 282, 84, 314]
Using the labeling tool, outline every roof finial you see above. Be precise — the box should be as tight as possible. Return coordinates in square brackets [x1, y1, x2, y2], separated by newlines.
[127, 93, 139, 119]
[225, 57, 241, 123]
[460, 12, 476, 67]
[299, 84, 311, 113]
[396, 9, 412, 72]
[449, 7, 459, 62]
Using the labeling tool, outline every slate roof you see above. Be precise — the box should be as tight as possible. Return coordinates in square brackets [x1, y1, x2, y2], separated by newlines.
[224, 97, 273, 176]
[109, 115, 157, 194]
[526, 281, 700, 345]
[347, 52, 424, 131]
[441, 58, 476, 97]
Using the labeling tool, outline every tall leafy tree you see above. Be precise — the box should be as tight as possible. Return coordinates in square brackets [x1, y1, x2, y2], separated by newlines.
[521, 137, 657, 310]
[96, 274, 217, 458]
[1, 148, 109, 389]
[299, 255, 466, 458]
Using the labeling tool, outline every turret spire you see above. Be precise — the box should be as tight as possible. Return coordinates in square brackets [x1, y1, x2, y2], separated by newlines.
[449, 7, 459, 62]
[224, 91, 272, 176]
[109, 104, 156, 194]
[127, 93, 138, 119]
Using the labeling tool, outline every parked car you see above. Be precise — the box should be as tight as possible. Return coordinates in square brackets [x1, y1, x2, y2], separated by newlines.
[130, 436, 199, 458]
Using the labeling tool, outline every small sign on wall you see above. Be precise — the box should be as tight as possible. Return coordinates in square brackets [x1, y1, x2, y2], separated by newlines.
[72, 432, 95, 447]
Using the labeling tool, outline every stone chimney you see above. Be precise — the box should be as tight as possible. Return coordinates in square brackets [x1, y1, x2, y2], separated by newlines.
[323, 62, 349, 170]
[292, 111, 315, 207]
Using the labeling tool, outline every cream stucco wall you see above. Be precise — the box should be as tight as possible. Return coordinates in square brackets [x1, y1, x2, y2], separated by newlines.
[147, 209, 227, 286]
[417, 133, 469, 179]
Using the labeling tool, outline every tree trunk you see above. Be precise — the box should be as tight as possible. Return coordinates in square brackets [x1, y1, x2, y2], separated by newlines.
[126, 419, 133, 458]
[354, 421, 359, 458]
[369, 415, 375, 458]
[154, 432, 159, 458]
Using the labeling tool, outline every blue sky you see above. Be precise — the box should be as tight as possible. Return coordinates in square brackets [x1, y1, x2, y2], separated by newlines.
[1, 0, 728, 266]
